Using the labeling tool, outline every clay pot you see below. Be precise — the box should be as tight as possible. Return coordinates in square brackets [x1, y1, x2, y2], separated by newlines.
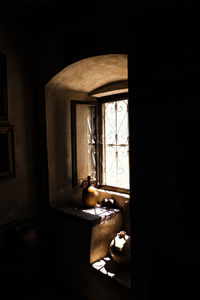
[109, 231, 131, 264]
[101, 198, 115, 208]
[82, 176, 98, 207]
[83, 185, 98, 207]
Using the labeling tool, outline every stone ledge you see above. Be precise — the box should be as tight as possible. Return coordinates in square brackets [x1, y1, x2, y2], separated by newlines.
[55, 206, 121, 226]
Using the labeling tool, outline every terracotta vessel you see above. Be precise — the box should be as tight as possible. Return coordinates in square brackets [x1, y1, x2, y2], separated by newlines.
[82, 176, 98, 207]
[109, 231, 131, 264]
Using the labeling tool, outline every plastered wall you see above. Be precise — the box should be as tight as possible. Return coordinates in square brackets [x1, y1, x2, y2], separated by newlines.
[45, 86, 94, 207]
[0, 25, 38, 226]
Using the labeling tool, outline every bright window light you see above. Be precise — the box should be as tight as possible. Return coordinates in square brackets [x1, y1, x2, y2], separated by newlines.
[102, 99, 129, 189]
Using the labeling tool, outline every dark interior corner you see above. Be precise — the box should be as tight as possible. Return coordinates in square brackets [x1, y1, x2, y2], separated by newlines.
[1, 0, 200, 299]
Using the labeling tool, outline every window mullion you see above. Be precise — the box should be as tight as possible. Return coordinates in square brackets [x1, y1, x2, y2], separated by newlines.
[96, 102, 103, 185]
[115, 101, 118, 186]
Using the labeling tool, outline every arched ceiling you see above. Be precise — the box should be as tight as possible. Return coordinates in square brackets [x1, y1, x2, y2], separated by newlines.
[46, 54, 128, 94]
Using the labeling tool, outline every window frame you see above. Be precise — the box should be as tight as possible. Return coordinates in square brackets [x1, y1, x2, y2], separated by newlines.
[71, 93, 129, 194]
[97, 93, 129, 194]
[71, 100, 97, 188]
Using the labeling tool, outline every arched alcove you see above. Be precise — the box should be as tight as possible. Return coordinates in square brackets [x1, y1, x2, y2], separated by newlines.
[45, 54, 128, 208]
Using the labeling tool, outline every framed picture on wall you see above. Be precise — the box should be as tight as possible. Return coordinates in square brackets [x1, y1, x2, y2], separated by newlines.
[0, 53, 8, 120]
[0, 125, 15, 178]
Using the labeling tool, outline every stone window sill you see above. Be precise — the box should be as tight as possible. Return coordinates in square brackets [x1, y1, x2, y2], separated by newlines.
[55, 206, 121, 226]
[96, 188, 130, 206]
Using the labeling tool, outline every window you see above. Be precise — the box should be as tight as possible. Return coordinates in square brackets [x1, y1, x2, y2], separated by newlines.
[71, 93, 129, 193]
[100, 96, 129, 190]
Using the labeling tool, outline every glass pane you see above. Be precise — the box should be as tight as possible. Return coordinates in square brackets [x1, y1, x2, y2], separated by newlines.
[104, 146, 116, 186]
[105, 102, 116, 145]
[102, 99, 129, 189]
[118, 146, 129, 189]
[76, 104, 96, 185]
[117, 100, 128, 145]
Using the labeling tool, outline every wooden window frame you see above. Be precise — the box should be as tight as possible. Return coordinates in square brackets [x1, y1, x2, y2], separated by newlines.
[71, 100, 97, 188]
[71, 93, 129, 194]
[97, 93, 129, 194]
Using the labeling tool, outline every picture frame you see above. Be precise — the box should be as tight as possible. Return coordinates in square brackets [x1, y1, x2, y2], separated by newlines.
[0, 53, 8, 120]
[0, 124, 15, 178]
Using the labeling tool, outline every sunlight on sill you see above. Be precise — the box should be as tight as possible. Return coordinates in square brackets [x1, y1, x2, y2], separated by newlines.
[82, 207, 120, 216]
[97, 189, 130, 198]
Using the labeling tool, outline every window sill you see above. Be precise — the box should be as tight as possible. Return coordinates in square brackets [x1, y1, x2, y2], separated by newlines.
[54, 206, 121, 226]
[97, 188, 130, 198]
[95, 188, 130, 208]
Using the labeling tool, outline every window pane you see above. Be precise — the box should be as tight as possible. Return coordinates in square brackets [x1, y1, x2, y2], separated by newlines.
[104, 102, 116, 145]
[117, 100, 128, 145]
[102, 99, 129, 189]
[105, 146, 116, 186]
[76, 104, 96, 184]
[118, 145, 129, 189]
